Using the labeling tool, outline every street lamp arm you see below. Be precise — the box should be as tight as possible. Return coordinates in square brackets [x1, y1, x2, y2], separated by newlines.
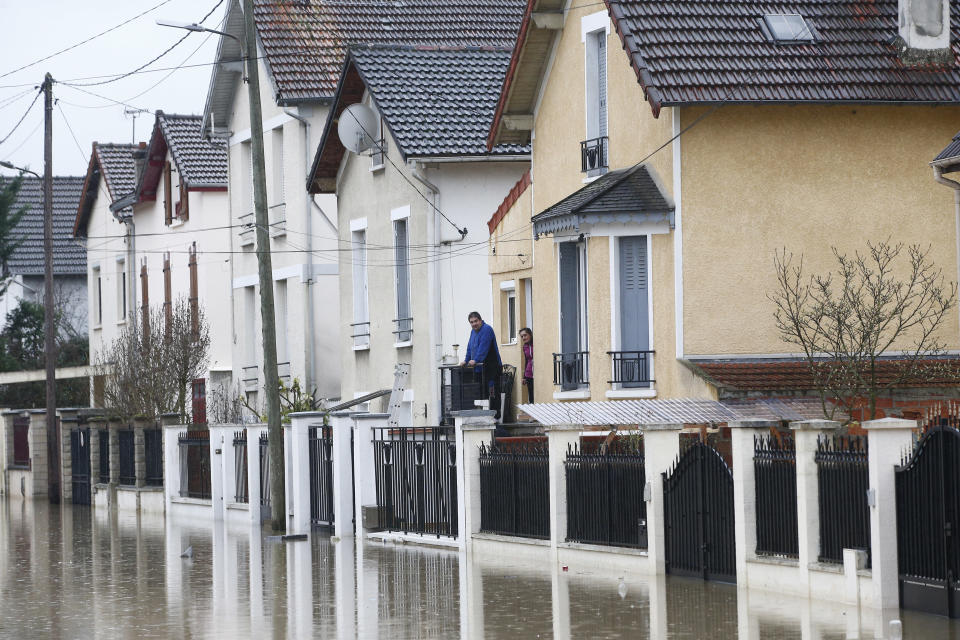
[156, 19, 244, 54]
[0, 160, 40, 179]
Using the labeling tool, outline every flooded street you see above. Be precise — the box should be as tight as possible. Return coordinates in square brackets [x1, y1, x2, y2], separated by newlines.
[1, 500, 958, 639]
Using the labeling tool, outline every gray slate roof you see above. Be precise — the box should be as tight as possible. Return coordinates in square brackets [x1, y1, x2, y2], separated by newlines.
[531, 164, 674, 237]
[351, 46, 529, 158]
[157, 113, 227, 186]
[6, 176, 86, 276]
[253, 0, 526, 102]
[607, 0, 960, 114]
[933, 131, 960, 169]
[94, 143, 139, 202]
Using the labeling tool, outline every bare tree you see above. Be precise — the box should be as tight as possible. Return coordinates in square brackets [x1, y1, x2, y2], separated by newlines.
[770, 241, 958, 422]
[96, 297, 211, 421]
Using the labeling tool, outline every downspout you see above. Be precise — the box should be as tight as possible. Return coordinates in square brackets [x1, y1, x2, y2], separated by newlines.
[933, 164, 960, 338]
[115, 214, 136, 334]
[284, 108, 317, 393]
[411, 162, 442, 423]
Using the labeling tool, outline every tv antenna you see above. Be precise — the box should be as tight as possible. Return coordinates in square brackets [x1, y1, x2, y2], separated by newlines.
[124, 107, 149, 144]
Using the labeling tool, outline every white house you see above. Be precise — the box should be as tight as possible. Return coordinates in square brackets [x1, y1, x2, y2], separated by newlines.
[306, 45, 530, 426]
[200, 0, 526, 409]
[74, 113, 230, 417]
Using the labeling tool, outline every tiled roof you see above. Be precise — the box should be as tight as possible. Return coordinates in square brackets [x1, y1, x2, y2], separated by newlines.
[488, 170, 530, 234]
[689, 358, 960, 392]
[933, 131, 960, 167]
[308, 45, 530, 192]
[6, 176, 86, 276]
[94, 143, 140, 202]
[531, 163, 674, 236]
[253, 0, 526, 103]
[156, 113, 227, 186]
[606, 0, 960, 115]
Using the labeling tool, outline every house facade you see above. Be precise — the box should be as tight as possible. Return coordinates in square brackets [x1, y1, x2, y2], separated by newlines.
[203, 0, 526, 408]
[308, 46, 529, 426]
[74, 113, 230, 414]
[487, 0, 960, 410]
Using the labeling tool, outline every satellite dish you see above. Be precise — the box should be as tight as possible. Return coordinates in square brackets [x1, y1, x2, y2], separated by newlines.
[337, 104, 378, 154]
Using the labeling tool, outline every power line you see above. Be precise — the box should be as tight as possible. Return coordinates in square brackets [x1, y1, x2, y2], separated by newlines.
[0, 0, 175, 80]
[0, 87, 42, 146]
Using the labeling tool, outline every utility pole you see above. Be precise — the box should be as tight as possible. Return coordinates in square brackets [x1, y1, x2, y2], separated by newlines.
[242, 0, 284, 531]
[42, 72, 59, 504]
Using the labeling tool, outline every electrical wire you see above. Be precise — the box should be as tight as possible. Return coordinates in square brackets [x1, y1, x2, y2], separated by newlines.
[0, 0, 175, 80]
[0, 87, 42, 147]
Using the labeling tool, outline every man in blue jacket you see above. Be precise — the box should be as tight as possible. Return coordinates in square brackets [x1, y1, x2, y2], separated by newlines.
[462, 311, 502, 419]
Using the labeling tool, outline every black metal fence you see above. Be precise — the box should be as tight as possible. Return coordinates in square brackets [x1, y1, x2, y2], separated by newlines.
[607, 350, 655, 387]
[553, 351, 589, 390]
[178, 429, 211, 499]
[309, 425, 335, 526]
[118, 430, 136, 486]
[439, 364, 487, 425]
[479, 441, 549, 539]
[754, 435, 798, 558]
[373, 426, 457, 537]
[565, 441, 647, 548]
[98, 429, 110, 483]
[234, 430, 248, 503]
[144, 429, 163, 487]
[816, 435, 870, 565]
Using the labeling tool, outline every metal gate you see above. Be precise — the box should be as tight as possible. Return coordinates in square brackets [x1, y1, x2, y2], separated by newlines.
[71, 428, 91, 505]
[309, 426, 335, 527]
[895, 425, 960, 617]
[663, 441, 736, 582]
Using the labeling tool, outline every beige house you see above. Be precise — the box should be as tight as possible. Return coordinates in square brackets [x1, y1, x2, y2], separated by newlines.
[487, 0, 960, 409]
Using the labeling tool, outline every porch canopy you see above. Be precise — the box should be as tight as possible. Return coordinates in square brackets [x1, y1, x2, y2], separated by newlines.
[531, 163, 674, 238]
[518, 397, 832, 427]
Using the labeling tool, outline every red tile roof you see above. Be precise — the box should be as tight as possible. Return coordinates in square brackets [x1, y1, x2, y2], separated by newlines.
[487, 170, 530, 234]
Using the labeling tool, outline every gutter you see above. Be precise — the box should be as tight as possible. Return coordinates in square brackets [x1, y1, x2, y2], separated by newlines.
[409, 154, 530, 164]
[284, 108, 317, 393]
[933, 162, 960, 339]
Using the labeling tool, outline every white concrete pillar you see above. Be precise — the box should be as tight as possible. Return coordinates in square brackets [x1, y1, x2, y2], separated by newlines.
[208, 425, 228, 521]
[162, 424, 184, 509]
[642, 423, 682, 575]
[863, 417, 916, 611]
[246, 424, 267, 525]
[220, 425, 241, 507]
[790, 419, 840, 593]
[334, 539, 356, 640]
[550, 563, 571, 640]
[730, 419, 779, 587]
[284, 424, 294, 530]
[329, 412, 358, 539]
[352, 413, 389, 536]
[454, 410, 496, 548]
[287, 413, 318, 535]
[545, 424, 581, 552]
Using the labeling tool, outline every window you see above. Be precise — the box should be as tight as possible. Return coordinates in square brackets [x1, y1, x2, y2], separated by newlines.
[522, 278, 533, 328]
[244, 285, 257, 365]
[93, 266, 102, 326]
[371, 107, 385, 169]
[507, 290, 517, 343]
[241, 140, 253, 215]
[615, 236, 652, 388]
[275, 278, 288, 363]
[271, 127, 284, 206]
[393, 218, 412, 343]
[163, 161, 173, 225]
[557, 241, 588, 389]
[117, 258, 127, 321]
[352, 229, 370, 348]
[763, 14, 815, 42]
[583, 22, 608, 176]
[500, 280, 517, 343]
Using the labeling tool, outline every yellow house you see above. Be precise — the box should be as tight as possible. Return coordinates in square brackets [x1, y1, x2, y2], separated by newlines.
[487, 0, 960, 409]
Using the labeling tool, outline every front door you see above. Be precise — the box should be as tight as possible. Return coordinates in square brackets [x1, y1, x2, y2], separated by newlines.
[71, 428, 91, 505]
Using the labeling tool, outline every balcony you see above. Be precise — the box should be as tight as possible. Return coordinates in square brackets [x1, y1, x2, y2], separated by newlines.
[238, 213, 255, 247]
[351, 321, 370, 349]
[553, 351, 590, 391]
[580, 136, 608, 176]
[268, 203, 286, 238]
[393, 317, 413, 345]
[608, 350, 655, 388]
[277, 361, 291, 383]
[242, 365, 258, 391]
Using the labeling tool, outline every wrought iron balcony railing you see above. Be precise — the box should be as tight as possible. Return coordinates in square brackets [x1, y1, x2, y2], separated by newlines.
[350, 321, 370, 348]
[580, 136, 608, 175]
[607, 350, 655, 388]
[553, 351, 590, 391]
[393, 317, 413, 343]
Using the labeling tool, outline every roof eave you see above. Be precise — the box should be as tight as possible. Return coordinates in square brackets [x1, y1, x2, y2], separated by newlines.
[307, 55, 359, 194]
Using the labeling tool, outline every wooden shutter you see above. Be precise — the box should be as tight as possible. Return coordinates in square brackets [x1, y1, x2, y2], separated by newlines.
[140, 260, 150, 343]
[192, 379, 206, 424]
[189, 243, 199, 340]
[163, 161, 172, 225]
[179, 180, 189, 221]
[163, 252, 172, 339]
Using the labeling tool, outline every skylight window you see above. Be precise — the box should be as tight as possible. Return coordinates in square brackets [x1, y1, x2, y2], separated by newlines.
[763, 14, 815, 43]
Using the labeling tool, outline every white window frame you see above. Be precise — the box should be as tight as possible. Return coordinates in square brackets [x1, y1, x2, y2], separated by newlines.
[352, 229, 370, 350]
[500, 280, 517, 345]
[392, 210, 412, 347]
[582, 11, 610, 179]
[92, 265, 102, 329]
[116, 257, 127, 323]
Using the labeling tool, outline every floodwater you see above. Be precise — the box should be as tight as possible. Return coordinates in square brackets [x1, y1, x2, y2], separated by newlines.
[0, 501, 957, 639]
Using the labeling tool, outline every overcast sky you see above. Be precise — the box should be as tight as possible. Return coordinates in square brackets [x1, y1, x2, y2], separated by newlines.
[0, 0, 226, 178]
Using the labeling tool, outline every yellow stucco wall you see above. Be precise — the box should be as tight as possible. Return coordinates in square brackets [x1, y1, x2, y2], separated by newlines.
[679, 104, 960, 356]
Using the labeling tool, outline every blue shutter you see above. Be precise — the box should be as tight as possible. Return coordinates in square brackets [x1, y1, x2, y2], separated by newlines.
[559, 242, 581, 390]
[619, 236, 649, 387]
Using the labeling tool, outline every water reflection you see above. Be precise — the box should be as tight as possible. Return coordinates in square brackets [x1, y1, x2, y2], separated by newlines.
[1, 500, 959, 639]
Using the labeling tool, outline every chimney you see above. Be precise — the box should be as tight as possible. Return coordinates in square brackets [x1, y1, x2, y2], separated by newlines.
[897, 0, 953, 65]
[133, 142, 148, 179]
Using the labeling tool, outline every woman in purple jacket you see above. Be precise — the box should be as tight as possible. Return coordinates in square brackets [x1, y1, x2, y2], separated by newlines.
[520, 327, 533, 403]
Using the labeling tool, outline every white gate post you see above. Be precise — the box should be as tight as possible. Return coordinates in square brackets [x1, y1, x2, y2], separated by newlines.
[454, 410, 496, 548]
[546, 424, 581, 554]
[790, 419, 840, 593]
[246, 424, 267, 525]
[162, 423, 184, 510]
[288, 412, 318, 535]
[353, 413, 389, 536]
[329, 412, 358, 539]
[643, 423, 683, 575]
[863, 417, 916, 611]
[729, 419, 778, 588]
[208, 425, 227, 521]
